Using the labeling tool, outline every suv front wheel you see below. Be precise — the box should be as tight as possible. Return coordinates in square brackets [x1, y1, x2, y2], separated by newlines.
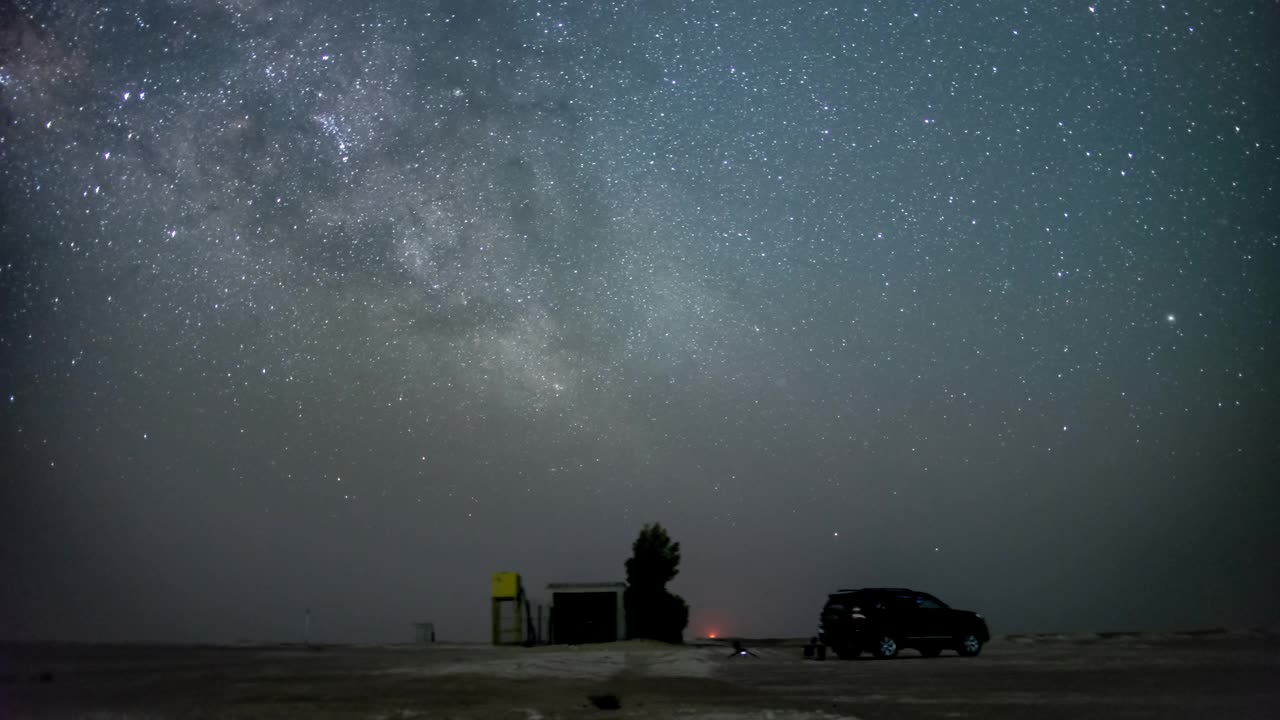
[872, 635, 899, 659]
[956, 632, 983, 657]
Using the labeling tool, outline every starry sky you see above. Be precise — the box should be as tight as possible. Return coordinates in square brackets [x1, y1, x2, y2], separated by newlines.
[2, 0, 1277, 644]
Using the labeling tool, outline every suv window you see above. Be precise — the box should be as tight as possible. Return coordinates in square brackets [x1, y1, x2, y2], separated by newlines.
[885, 593, 917, 610]
[917, 595, 943, 609]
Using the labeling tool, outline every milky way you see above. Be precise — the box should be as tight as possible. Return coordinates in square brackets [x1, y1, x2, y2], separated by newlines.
[2, 1, 1277, 642]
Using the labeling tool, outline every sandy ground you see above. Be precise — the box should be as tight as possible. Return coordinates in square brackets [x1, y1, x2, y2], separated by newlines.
[3, 632, 1278, 719]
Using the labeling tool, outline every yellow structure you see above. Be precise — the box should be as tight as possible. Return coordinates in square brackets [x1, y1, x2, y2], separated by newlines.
[492, 571, 520, 600]
[491, 571, 528, 645]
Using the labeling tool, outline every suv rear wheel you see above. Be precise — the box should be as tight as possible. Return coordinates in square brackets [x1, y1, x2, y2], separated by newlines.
[872, 635, 899, 659]
[956, 632, 983, 657]
[832, 646, 860, 660]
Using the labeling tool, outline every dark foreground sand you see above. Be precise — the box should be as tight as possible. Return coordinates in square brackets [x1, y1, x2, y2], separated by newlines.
[3, 632, 1277, 719]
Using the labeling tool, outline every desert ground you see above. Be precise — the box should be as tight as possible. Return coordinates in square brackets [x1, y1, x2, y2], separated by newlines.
[3, 631, 1277, 719]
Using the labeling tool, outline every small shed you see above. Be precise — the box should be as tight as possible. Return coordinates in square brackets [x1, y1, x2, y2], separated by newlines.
[546, 582, 627, 645]
[412, 622, 435, 644]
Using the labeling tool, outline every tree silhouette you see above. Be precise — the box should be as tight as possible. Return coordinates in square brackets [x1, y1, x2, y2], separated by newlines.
[624, 523, 689, 643]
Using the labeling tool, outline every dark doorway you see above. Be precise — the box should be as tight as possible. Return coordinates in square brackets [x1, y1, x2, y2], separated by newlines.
[551, 592, 617, 644]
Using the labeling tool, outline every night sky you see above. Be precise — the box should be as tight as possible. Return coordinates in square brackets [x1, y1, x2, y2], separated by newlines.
[2, 1, 1277, 644]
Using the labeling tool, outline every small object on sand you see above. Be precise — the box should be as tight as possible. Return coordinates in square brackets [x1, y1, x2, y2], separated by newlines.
[588, 693, 621, 710]
[728, 640, 759, 658]
[804, 636, 827, 660]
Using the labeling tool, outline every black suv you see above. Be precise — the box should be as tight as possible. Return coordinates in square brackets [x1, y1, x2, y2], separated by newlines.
[819, 587, 989, 659]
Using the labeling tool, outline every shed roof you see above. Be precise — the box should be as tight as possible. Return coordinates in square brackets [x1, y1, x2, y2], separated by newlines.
[546, 582, 627, 591]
